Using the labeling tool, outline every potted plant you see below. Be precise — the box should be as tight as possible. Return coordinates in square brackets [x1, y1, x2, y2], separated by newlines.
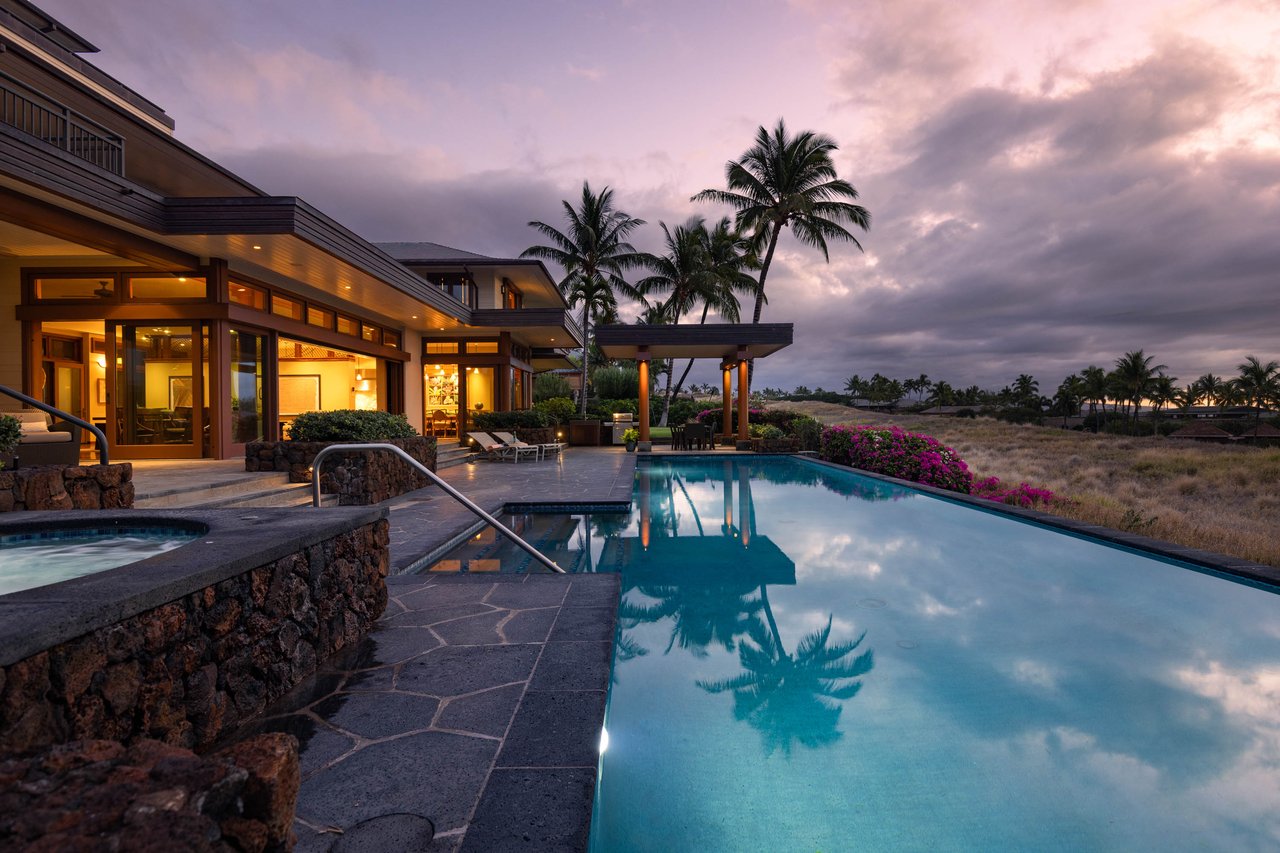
[0, 413, 20, 469]
[622, 427, 640, 452]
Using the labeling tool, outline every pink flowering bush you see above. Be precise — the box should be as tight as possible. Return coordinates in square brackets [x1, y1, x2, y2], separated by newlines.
[970, 477, 1060, 509]
[819, 425, 973, 493]
[818, 424, 1061, 507]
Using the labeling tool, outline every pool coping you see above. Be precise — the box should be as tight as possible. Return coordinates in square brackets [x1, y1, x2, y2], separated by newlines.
[0, 507, 387, 667]
[639, 452, 1280, 589]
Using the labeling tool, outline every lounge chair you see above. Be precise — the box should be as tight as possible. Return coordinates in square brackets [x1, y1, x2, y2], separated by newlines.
[493, 431, 564, 460]
[7, 411, 82, 466]
[466, 431, 537, 462]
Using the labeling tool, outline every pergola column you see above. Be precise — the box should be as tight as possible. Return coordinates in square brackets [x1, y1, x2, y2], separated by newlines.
[721, 363, 732, 443]
[636, 348, 651, 452]
[736, 350, 749, 443]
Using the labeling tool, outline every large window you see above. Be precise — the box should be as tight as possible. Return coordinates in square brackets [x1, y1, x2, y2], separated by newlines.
[277, 337, 379, 436]
[34, 277, 114, 300]
[129, 275, 206, 299]
[229, 329, 265, 444]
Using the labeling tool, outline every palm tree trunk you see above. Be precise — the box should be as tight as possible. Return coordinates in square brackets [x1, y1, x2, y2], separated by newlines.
[659, 318, 680, 427]
[746, 223, 783, 389]
[579, 302, 590, 416]
[670, 304, 711, 404]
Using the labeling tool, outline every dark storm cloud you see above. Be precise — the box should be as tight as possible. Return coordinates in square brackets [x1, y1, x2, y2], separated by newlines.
[765, 37, 1280, 391]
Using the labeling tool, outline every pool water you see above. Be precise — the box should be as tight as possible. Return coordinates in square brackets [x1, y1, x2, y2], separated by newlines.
[0, 528, 198, 596]
[434, 457, 1280, 851]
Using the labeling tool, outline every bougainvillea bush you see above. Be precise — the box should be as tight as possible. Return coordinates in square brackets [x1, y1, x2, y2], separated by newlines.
[970, 477, 1059, 509]
[819, 424, 1060, 508]
[819, 425, 973, 492]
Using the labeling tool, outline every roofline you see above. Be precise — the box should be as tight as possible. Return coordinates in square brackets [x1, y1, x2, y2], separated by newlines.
[398, 256, 568, 309]
[0, 9, 173, 129]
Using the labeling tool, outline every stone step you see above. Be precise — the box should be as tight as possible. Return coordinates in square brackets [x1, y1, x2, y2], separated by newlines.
[435, 445, 473, 470]
[134, 471, 292, 508]
[136, 473, 338, 509]
[204, 483, 338, 508]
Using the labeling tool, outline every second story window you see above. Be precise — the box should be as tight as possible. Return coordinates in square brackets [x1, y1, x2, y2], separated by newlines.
[501, 279, 523, 309]
[423, 273, 478, 309]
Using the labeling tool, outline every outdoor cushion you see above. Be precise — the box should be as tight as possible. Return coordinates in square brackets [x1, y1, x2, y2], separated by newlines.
[19, 431, 73, 444]
[17, 412, 49, 434]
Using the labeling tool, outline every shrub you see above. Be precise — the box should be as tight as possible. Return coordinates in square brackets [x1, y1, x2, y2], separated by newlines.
[622, 427, 640, 444]
[819, 425, 973, 492]
[695, 405, 765, 434]
[971, 477, 1060, 509]
[667, 398, 701, 426]
[592, 366, 640, 399]
[789, 416, 823, 451]
[590, 398, 638, 419]
[473, 409, 550, 431]
[534, 372, 574, 402]
[287, 410, 418, 442]
[533, 396, 576, 425]
[758, 424, 785, 440]
[0, 414, 20, 468]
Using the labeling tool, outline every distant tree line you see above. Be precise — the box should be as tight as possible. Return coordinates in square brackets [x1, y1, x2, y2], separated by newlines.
[746, 351, 1280, 434]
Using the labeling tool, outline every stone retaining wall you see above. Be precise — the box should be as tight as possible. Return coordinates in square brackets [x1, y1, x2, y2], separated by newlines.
[0, 733, 299, 852]
[0, 464, 134, 512]
[514, 427, 557, 445]
[0, 519, 389, 755]
[245, 437, 436, 505]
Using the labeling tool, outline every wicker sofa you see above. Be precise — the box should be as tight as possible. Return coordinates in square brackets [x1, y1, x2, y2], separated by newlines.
[2, 411, 82, 467]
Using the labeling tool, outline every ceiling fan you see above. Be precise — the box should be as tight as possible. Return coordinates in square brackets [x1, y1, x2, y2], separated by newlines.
[94, 280, 112, 298]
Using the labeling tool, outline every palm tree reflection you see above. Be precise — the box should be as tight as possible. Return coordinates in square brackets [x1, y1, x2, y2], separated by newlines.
[698, 613, 874, 755]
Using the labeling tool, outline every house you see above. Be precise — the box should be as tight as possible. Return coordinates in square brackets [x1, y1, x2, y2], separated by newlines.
[0, 0, 579, 459]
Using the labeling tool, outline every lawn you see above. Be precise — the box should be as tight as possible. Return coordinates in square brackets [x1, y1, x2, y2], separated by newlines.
[766, 401, 1280, 568]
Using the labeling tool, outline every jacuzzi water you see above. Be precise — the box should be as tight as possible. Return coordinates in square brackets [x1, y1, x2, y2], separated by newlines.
[433, 456, 1280, 851]
[0, 528, 198, 596]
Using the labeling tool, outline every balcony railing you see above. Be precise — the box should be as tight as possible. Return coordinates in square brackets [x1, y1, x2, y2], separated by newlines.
[1, 70, 124, 175]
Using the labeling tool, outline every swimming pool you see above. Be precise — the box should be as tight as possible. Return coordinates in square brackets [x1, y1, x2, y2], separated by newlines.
[434, 456, 1280, 850]
[0, 526, 198, 596]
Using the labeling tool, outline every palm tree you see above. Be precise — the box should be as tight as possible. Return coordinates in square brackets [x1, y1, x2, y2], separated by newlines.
[1236, 355, 1280, 428]
[666, 218, 759, 404]
[1149, 373, 1178, 436]
[1013, 374, 1039, 409]
[522, 182, 648, 415]
[1194, 373, 1227, 410]
[693, 119, 870, 384]
[1053, 374, 1084, 427]
[638, 218, 755, 425]
[1081, 365, 1109, 429]
[1112, 350, 1167, 431]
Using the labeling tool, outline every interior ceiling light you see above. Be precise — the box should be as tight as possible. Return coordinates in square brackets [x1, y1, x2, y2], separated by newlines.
[177, 276, 187, 282]
[252, 244, 262, 250]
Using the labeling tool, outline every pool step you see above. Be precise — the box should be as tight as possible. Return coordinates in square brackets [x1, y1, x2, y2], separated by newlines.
[135, 473, 336, 509]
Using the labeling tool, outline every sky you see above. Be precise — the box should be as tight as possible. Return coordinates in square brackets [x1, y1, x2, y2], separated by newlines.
[44, 0, 1280, 392]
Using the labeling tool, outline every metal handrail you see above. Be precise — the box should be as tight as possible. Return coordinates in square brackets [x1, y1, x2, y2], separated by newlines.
[310, 443, 565, 574]
[0, 384, 109, 465]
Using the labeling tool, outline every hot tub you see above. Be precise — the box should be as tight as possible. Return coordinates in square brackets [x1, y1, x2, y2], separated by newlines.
[0, 525, 200, 596]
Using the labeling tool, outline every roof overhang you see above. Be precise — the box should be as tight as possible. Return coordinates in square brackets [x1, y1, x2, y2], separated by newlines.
[470, 308, 583, 349]
[595, 323, 793, 361]
[529, 349, 577, 371]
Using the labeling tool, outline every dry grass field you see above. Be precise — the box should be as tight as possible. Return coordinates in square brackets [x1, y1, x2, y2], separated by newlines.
[763, 401, 1280, 568]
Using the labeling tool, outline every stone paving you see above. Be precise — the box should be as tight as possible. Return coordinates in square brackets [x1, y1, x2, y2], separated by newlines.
[239, 448, 635, 851]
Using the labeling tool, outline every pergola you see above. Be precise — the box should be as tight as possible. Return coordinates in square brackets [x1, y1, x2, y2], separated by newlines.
[594, 323, 793, 449]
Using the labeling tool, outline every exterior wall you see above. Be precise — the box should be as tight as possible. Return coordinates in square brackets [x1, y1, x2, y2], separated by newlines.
[0, 257, 22, 401]
[403, 330, 424, 431]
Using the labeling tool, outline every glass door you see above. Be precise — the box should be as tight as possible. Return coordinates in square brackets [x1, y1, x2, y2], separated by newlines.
[107, 322, 204, 459]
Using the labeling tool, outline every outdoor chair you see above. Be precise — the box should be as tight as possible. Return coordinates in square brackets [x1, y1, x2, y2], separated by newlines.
[7, 411, 82, 466]
[494, 431, 564, 459]
[466, 431, 537, 462]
